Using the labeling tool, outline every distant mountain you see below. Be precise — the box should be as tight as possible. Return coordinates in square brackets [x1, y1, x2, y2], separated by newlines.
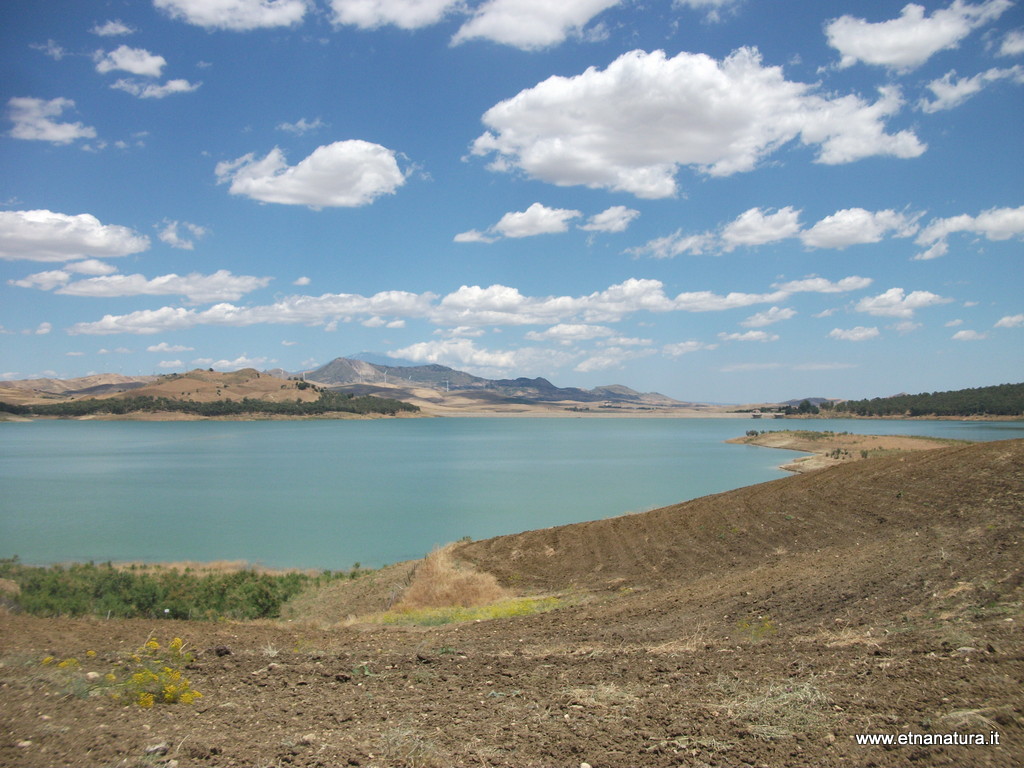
[305, 356, 691, 407]
[347, 351, 422, 368]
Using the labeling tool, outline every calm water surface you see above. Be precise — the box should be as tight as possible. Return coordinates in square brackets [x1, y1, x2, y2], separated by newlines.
[2, 418, 1020, 569]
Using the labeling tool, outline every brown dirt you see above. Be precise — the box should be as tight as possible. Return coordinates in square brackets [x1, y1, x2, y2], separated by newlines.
[727, 429, 967, 472]
[1, 439, 1022, 767]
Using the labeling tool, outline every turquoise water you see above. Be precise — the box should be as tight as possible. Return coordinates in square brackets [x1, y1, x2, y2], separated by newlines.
[1, 418, 1021, 569]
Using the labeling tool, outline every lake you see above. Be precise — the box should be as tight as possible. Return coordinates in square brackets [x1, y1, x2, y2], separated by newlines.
[2, 417, 1021, 570]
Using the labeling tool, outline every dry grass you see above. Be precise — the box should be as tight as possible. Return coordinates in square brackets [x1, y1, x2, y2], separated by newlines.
[393, 544, 510, 612]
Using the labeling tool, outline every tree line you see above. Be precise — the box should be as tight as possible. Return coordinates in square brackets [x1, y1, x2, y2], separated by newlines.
[0, 389, 419, 418]
[824, 382, 1024, 417]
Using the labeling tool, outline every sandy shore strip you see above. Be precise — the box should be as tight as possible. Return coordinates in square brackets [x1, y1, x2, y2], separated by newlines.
[726, 429, 971, 473]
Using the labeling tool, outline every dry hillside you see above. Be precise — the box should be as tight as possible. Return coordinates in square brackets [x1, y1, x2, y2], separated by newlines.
[1, 439, 1021, 767]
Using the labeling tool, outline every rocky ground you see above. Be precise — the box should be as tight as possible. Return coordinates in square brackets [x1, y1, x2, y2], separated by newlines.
[1, 439, 1022, 767]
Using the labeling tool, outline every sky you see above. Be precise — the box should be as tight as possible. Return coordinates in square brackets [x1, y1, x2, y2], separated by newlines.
[1, 0, 1022, 403]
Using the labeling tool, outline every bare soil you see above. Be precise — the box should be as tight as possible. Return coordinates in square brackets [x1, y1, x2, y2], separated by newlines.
[1, 439, 1022, 768]
[727, 429, 966, 472]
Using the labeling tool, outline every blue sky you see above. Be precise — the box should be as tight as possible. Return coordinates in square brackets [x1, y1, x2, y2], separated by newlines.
[1, 0, 1022, 403]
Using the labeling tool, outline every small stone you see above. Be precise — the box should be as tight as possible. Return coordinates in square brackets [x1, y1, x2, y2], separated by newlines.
[581, 763, 592, 768]
[85, 671, 101, 681]
[299, 733, 316, 745]
[144, 742, 169, 756]
[213, 646, 232, 657]
[16, 740, 32, 749]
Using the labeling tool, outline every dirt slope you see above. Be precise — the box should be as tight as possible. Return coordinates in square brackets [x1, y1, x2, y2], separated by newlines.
[1, 440, 1021, 768]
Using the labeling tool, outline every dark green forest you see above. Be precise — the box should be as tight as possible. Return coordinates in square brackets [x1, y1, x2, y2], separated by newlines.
[825, 382, 1024, 417]
[0, 389, 418, 418]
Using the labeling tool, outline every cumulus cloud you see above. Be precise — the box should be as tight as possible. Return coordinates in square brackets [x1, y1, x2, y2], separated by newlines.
[9, 270, 71, 291]
[525, 323, 614, 343]
[741, 306, 796, 327]
[829, 326, 880, 342]
[452, 0, 620, 49]
[158, 220, 208, 250]
[919, 66, 1024, 112]
[147, 342, 195, 352]
[91, 20, 135, 36]
[94, 46, 166, 77]
[293, 276, 311, 286]
[6, 97, 97, 144]
[66, 275, 873, 335]
[719, 330, 779, 342]
[627, 230, 716, 259]
[471, 47, 924, 198]
[67, 259, 118, 276]
[54, 270, 271, 304]
[111, 78, 201, 99]
[952, 329, 988, 340]
[277, 117, 326, 135]
[330, 0, 461, 29]
[825, 0, 1013, 72]
[579, 205, 640, 233]
[1000, 28, 1024, 56]
[494, 202, 581, 238]
[855, 287, 951, 317]
[216, 140, 407, 208]
[914, 204, 1024, 258]
[154, 0, 309, 30]
[995, 314, 1024, 328]
[721, 206, 801, 251]
[663, 340, 717, 357]
[455, 202, 583, 242]
[192, 354, 271, 370]
[0, 210, 149, 262]
[800, 208, 920, 249]
[158, 359, 183, 369]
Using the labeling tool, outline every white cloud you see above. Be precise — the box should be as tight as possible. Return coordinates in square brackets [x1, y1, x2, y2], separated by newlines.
[741, 306, 796, 327]
[54, 270, 271, 304]
[525, 323, 614, 343]
[277, 117, 326, 135]
[147, 342, 195, 352]
[91, 20, 136, 36]
[293, 276, 311, 286]
[30, 40, 67, 60]
[1000, 28, 1024, 56]
[915, 205, 1024, 258]
[829, 326, 880, 342]
[66, 351, 86, 357]
[472, 48, 924, 198]
[579, 205, 640, 233]
[6, 97, 97, 145]
[452, 0, 621, 50]
[391, 338, 517, 370]
[34, 322, 53, 335]
[0, 210, 149, 262]
[995, 314, 1024, 328]
[193, 355, 270, 370]
[574, 346, 656, 372]
[674, 0, 742, 22]
[919, 66, 1024, 112]
[158, 220, 208, 250]
[721, 206, 801, 251]
[216, 140, 406, 208]
[154, 0, 309, 30]
[66, 275, 873, 335]
[9, 270, 71, 291]
[330, 0, 461, 29]
[825, 0, 1013, 72]
[67, 259, 118, 275]
[627, 229, 716, 259]
[453, 229, 499, 244]
[952, 329, 988, 340]
[719, 330, 779, 342]
[158, 359, 184, 368]
[772, 275, 873, 294]
[800, 208, 920, 249]
[855, 287, 951, 317]
[494, 202, 581, 238]
[94, 46, 166, 77]
[111, 79, 201, 99]
[663, 340, 717, 357]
